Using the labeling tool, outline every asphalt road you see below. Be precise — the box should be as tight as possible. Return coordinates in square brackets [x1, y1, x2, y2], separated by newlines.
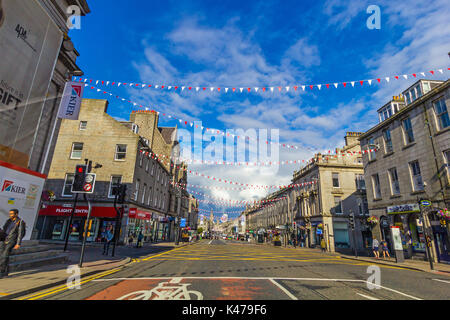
[17, 239, 450, 300]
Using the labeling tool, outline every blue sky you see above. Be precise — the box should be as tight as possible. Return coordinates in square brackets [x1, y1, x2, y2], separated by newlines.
[69, 0, 450, 219]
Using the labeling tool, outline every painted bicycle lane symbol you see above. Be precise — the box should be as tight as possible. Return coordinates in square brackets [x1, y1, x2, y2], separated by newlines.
[117, 278, 203, 300]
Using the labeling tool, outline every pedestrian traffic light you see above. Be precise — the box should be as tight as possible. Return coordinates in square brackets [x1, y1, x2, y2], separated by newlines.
[349, 214, 355, 230]
[72, 165, 87, 192]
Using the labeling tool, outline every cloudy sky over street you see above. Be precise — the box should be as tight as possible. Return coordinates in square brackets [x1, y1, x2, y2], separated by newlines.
[71, 0, 450, 219]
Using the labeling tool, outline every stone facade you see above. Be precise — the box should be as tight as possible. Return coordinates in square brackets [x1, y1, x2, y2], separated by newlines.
[37, 99, 176, 243]
[359, 79, 450, 263]
[291, 132, 368, 253]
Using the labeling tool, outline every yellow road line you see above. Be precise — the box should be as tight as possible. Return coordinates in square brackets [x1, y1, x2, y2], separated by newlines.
[19, 267, 122, 301]
[0, 293, 9, 296]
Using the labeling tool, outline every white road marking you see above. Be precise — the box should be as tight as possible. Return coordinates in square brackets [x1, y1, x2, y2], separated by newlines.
[208, 240, 213, 245]
[356, 292, 379, 300]
[90, 276, 422, 300]
[269, 279, 298, 300]
[432, 278, 450, 284]
[362, 281, 422, 300]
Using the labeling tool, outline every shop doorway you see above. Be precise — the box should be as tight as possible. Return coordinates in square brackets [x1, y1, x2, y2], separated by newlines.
[432, 223, 450, 263]
[380, 216, 393, 251]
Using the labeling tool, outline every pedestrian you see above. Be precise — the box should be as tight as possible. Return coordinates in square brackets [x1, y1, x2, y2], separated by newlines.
[320, 237, 327, 252]
[128, 234, 134, 247]
[102, 225, 114, 255]
[0, 209, 26, 278]
[136, 231, 144, 248]
[372, 237, 380, 259]
[381, 239, 390, 259]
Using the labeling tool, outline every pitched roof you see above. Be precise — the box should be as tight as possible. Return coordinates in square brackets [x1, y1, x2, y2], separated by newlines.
[159, 127, 177, 144]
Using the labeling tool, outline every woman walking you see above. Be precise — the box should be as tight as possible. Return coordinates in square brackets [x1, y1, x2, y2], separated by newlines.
[372, 237, 380, 259]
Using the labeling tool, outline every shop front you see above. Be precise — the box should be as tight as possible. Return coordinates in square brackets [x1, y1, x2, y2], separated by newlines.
[431, 208, 450, 264]
[38, 204, 118, 242]
[332, 221, 350, 250]
[387, 203, 426, 260]
[128, 208, 152, 242]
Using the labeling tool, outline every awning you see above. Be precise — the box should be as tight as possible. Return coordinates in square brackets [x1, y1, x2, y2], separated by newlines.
[129, 208, 152, 220]
[39, 205, 117, 218]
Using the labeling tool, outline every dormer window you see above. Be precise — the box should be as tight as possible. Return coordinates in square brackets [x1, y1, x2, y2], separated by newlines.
[132, 124, 139, 134]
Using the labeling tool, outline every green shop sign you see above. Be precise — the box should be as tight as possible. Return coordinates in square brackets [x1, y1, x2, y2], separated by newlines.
[387, 203, 420, 215]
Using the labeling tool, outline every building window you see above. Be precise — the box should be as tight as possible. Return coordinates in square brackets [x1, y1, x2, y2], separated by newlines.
[433, 97, 450, 130]
[139, 153, 143, 167]
[115, 144, 127, 160]
[368, 138, 376, 161]
[444, 150, 450, 182]
[134, 179, 140, 201]
[372, 174, 381, 199]
[332, 173, 340, 188]
[383, 128, 393, 153]
[154, 190, 158, 207]
[405, 92, 411, 105]
[151, 161, 155, 176]
[355, 174, 366, 190]
[416, 85, 422, 98]
[334, 196, 342, 214]
[388, 168, 400, 195]
[79, 121, 87, 130]
[70, 143, 83, 159]
[157, 168, 160, 182]
[62, 173, 75, 196]
[423, 81, 431, 93]
[410, 88, 417, 102]
[132, 124, 139, 134]
[108, 175, 122, 198]
[142, 184, 147, 204]
[148, 187, 153, 206]
[145, 158, 149, 172]
[409, 160, 424, 191]
[402, 117, 415, 144]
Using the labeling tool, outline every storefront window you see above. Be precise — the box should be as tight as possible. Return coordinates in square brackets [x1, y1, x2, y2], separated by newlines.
[52, 219, 66, 240]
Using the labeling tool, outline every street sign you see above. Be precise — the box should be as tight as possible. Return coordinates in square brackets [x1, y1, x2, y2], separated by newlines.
[316, 229, 323, 235]
[180, 218, 186, 227]
[420, 200, 431, 207]
[83, 183, 92, 192]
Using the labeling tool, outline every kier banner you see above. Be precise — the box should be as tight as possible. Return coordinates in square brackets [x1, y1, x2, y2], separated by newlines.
[57, 81, 85, 120]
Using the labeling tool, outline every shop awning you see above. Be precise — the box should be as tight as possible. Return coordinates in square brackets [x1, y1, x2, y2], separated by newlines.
[39, 205, 117, 218]
[129, 208, 152, 220]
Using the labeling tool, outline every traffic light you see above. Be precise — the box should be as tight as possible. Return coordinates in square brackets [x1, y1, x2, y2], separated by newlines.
[349, 213, 355, 230]
[72, 165, 87, 192]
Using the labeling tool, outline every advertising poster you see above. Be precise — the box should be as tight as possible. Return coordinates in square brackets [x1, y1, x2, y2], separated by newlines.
[0, 0, 62, 168]
[0, 161, 46, 240]
[390, 227, 404, 251]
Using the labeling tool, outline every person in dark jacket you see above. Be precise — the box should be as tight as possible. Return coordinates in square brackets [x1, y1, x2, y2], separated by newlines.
[0, 209, 26, 278]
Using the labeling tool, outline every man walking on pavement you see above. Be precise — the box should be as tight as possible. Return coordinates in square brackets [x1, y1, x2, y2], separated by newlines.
[102, 224, 114, 255]
[0, 209, 26, 278]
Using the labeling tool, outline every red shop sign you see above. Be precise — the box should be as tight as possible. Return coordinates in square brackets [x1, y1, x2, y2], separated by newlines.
[39, 205, 117, 218]
[128, 208, 151, 220]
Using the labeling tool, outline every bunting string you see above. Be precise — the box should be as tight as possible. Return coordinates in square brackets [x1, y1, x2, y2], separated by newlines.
[74, 67, 448, 94]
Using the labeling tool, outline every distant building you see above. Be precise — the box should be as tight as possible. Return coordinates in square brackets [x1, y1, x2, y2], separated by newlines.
[359, 79, 450, 263]
[37, 99, 176, 244]
[292, 132, 368, 253]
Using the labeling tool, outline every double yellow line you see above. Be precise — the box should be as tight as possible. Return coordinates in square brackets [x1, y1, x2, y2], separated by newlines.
[18, 267, 122, 300]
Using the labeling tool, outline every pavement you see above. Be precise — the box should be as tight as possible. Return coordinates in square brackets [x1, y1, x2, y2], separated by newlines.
[0, 239, 197, 299]
[13, 239, 449, 301]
